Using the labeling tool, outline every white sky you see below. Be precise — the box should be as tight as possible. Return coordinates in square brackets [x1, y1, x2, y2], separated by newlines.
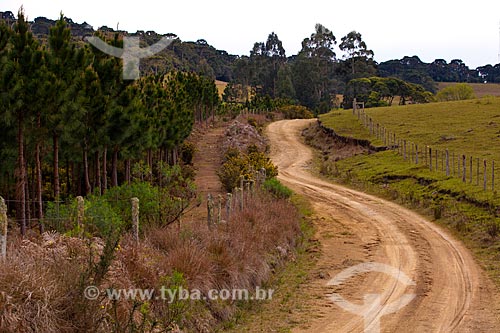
[3, 0, 500, 68]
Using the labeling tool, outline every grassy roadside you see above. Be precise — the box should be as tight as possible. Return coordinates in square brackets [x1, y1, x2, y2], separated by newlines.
[310, 108, 500, 288]
[220, 194, 318, 333]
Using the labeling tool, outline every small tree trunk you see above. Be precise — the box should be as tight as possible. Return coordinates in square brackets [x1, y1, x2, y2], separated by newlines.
[25, 166, 31, 231]
[111, 147, 119, 187]
[102, 147, 107, 193]
[76, 163, 82, 196]
[35, 138, 44, 233]
[83, 147, 91, 195]
[66, 158, 71, 197]
[95, 151, 101, 195]
[0, 196, 7, 260]
[53, 134, 60, 200]
[125, 159, 131, 185]
[16, 115, 26, 236]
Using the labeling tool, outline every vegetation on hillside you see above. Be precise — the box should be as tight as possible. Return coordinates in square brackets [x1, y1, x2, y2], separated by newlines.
[0, 187, 301, 332]
[343, 76, 435, 108]
[435, 83, 476, 101]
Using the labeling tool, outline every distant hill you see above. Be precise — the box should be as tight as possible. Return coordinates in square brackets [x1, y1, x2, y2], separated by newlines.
[378, 56, 500, 91]
[0, 10, 238, 81]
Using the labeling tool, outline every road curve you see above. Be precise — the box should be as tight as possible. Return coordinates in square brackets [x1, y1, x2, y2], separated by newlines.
[266, 119, 499, 332]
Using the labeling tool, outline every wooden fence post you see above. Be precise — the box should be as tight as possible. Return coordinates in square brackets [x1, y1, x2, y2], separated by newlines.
[462, 155, 466, 183]
[436, 150, 439, 172]
[476, 158, 480, 186]
[0, 196, 7, 261]
[428, 147, 432, 171]
[441, 150, 445, 172]
[76, 196, 84, 235]
[469, 156, 473, 184]
[415, 144, 419, 164]
[493, 161, 495, 191]
[207, 194, 214, 228]
[240, 178, 245, 210]
[446, 149, 450, 176]
[484, 160, 487, 191]
[226, 193, 232, 220]
[452, 152, 455, 176]
[217, 195, 222, 224]
[131, 197, 139, 242]
[411, 143, 414, 163]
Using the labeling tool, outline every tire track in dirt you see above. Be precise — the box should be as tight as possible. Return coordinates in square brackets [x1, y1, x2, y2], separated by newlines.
[266, 119, 499, 332]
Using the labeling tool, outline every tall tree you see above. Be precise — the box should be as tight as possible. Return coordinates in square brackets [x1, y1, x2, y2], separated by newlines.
[339, 31, 374, 76]
[46, 13, 82, 199]
[292, 24, 338, 113]
[3, 9, 44, 235]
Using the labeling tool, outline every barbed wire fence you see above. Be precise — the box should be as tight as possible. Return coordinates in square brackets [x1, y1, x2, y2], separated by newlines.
[349, 101, 496, 193]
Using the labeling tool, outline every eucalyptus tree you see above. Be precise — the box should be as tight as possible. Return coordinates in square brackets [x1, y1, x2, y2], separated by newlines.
[339, 31, 375, 76]
[292, 24, 338, 113]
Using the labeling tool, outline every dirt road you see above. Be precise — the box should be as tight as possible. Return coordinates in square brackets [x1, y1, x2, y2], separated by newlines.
[266, 119, 500, 332]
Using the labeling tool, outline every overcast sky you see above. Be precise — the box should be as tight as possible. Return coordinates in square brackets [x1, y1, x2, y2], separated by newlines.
[3, 0, 500, 68]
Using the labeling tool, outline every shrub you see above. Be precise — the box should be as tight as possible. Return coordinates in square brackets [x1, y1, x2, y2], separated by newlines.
[279, 105, 314, 119]
[84, 197, 125, 237]
[218, 150, 278, 192]
[486, 219, 500, 239]
[247, 117, 258, 128]
[436, 83, 476, 102]
[180, 141, 196, 165]
[262, 178, 293, 199]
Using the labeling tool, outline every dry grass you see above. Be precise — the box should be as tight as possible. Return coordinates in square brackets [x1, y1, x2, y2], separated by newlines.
[215, 80, 228, 98]
[0, 190, 301, 332]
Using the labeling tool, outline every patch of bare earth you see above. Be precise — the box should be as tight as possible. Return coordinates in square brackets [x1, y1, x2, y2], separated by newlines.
[184, 123, 226, 223]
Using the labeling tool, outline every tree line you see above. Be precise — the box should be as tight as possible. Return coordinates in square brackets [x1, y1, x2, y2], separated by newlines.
[343, 77, 434, 108]
[378, 56, 500, 91]
[4, 10, 499, 111]
[226, 26, 378, 113]
[0, 10, 219, 235]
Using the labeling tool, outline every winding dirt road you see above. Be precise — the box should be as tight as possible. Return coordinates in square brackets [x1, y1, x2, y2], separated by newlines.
[266, 119, 500, 332]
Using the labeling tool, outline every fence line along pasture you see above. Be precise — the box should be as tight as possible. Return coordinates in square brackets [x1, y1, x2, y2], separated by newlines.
[351, 101, 496, 193]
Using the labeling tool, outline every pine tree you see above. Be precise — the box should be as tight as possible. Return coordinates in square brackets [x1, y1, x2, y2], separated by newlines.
[3, 9, 44, 235]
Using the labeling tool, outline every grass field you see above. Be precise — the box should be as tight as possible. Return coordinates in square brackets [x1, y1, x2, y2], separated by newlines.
[319, 96, 500, 197]
[359, 96, 500, 162]
[319, 100, 500, 200]
[437, 82, 500, 97]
